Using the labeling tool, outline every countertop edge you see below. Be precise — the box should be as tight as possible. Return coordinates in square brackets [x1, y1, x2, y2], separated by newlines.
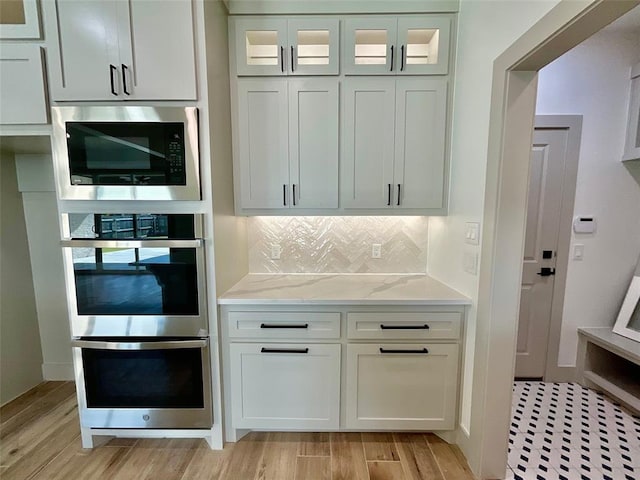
[217, 298, 472, 306]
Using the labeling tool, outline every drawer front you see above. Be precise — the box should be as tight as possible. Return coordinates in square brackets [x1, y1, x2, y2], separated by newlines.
[345, 343, 459, 430]
[347, 312, 461, 340]
[230, 343, 341, 429]
[228, 311, 340, 339]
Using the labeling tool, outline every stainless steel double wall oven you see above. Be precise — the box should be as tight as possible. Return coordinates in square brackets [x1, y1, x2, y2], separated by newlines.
[53, 106, 212, 430]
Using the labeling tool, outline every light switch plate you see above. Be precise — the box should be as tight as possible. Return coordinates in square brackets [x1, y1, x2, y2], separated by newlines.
[463, 251, 478, 275]
[573, 244, 584, 260]
[465, 222, 480, 246]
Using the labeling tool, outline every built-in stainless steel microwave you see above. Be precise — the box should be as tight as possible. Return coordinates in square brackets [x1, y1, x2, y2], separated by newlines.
[52, 106, 200, 201]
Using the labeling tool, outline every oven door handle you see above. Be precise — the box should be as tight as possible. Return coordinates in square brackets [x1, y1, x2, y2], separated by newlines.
[71, 339, 208, 350]
[60, 239, 203, 248]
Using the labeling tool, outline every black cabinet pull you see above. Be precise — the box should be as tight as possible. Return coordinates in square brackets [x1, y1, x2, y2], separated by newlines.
[261, 347, 309, 354]
[292, 184, 296, 206]
[109, 64, 118, 96]
[387, 184, 392, 206]
[379, 348, 429, 354]
[291, 46, 295, 72]
[390, 45, 394, 71]
[283, 184, 287, 206]
[400, 45, 405, 71]
[397, 184, 401, 206]
[537, 267, 556, 277]
[121, 64, 130, 95]
[280, 46, 285, 72]
[380, 324, 430, 330]
[260, 323, 308, 329]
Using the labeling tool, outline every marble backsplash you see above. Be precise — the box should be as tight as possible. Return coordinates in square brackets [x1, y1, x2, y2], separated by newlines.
[248, 216, 429, 274]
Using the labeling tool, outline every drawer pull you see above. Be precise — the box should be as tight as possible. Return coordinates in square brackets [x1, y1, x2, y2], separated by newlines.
[380, 324, 430, 330]
[379, 348, 429, 354]
[260, 323, 309, 329]
[261, 347, 309, 354]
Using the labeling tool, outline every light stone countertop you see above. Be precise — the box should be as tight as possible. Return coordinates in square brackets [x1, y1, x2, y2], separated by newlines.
[217, 274, 472, 305]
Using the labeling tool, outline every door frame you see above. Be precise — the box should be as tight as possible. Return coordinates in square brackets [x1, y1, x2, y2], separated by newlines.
[532, 115, 582, 382]
[467, 1, 640, 478]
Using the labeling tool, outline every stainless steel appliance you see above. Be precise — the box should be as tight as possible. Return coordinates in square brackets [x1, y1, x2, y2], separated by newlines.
[61, 213, 207, 337]
[52, 106, 200, 201]
[72, 337, 212, 428]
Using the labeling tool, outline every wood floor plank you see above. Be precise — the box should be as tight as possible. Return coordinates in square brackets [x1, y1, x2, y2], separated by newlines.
[330, 432, 368, 480]
[298, 432, 330, 456]
[179, 442, 228, 480]
[109, 440, 169, 480]
[394, 433, 444, 480]
[0, 409, 81, 480]
[104, 438, 139, 447]
[362, 432, 400, 461]
[0, 382, 65, 424]
[368, 461, 407, 480]
[33, 443, 131, 480]
[143, 439, 201, 480]
[1, 395, 79, 468]
[426, 435, 474, 480]
[218, 432, 268, 480]
[0, 382, 76, 441]
[254, 432, 299, 480]
[295, 456, 330, 480]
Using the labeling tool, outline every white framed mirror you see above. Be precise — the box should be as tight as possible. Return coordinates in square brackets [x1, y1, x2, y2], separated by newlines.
[613, 262, 640, 342]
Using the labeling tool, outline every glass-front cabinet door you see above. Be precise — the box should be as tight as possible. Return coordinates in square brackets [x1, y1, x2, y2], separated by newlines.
[343, 18, 397, 75]
[288, 19, 339, 76]
[396, 16, 451, 75]
[343, 16, 451, 75]
[234, 18, 288, 76]
[233, 17, 339, 76]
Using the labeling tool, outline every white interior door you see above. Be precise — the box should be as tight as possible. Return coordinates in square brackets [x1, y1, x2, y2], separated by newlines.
[516, 128, 570, 378]
[289, 78, 339, 209]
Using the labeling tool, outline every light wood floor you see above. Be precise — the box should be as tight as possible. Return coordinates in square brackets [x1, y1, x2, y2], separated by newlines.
[0, 382, 475, 480]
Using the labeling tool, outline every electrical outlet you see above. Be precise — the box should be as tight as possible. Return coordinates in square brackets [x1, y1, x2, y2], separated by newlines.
[271, 244, 281, 260]
[371, 243, 382, 259]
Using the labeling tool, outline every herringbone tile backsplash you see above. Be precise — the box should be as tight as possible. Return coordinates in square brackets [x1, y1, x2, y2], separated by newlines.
[248, 216, 429, 274]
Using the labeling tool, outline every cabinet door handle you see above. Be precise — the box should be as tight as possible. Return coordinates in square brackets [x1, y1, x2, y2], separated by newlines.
[121, 64, 130, 95]
[400, 45, 405, 71]
[379, 348, 429, 354]
[283, 184, 287, 206]
[109, 64, 118, 96]
[292, 184, 296, 206]
[397, 184, 401, 206]
[280, 46, 285, 73]
[387, 184, 392, 206]
[390, 45, 394, 71]
[380, 324, 430, 330]
[291, 46, 295, 72]
[260, 323, 309, 329]
[261, 347, 309, 354]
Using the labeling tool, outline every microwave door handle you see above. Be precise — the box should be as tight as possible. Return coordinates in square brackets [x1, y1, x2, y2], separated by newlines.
[60, 239, 203, 248]
[71, 339, 208, 350]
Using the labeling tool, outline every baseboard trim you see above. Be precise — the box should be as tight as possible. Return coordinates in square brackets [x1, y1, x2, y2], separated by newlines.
[42, 363, 74, 381]
[545, 365, 576, 383]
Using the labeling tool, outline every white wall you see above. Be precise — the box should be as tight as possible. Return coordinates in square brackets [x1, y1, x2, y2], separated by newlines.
[536, 28, 640, 366]
[427, 0, 560, 445]
[0, 150, 43, 404]
[15, 154, 73, 379]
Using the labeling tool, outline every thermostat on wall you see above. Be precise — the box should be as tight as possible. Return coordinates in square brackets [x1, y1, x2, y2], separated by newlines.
[573, 216, 597, 234]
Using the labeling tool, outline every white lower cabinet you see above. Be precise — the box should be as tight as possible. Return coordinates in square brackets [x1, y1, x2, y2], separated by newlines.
[345, 343, 459, 430]
[229, 343, 341, 429]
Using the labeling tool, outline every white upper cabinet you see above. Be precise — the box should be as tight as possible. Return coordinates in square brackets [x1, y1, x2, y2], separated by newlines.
[341, 77, 448, 212]
[235, 78, 339, 212]
[0, 45, 48, 124]
[232, 17, 339, 76]
[623, 63, 640, 162]
[344, 16, 451, 75]
[45, 0, 196, 101]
